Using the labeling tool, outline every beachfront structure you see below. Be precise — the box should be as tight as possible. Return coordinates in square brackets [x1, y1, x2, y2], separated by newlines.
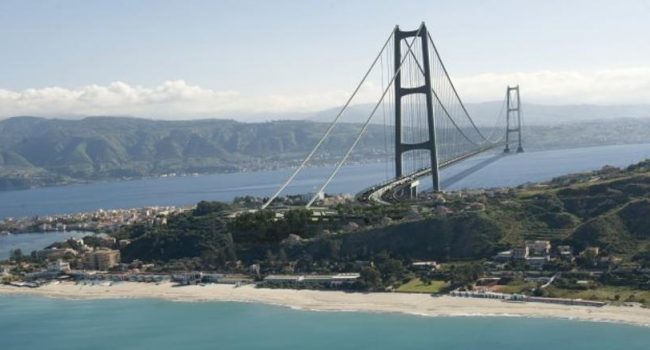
[263, 273, 360, 288]
[47, 260, 71, 273]
[84, 249, 121, 271]
[450, 290, 606, 307]
[170, 272, 253, 285]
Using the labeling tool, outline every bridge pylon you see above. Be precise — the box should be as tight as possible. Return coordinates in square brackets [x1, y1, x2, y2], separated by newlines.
[504, 85, 524, 153]
[394, 23, 440, 192]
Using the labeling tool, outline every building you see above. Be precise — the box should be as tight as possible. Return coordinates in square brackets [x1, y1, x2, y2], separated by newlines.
[525, 240, 551, 256]
[263, 273, 360, 287]
[582, 247, 600, 257]
[557, 245, 573, 260]
[47, 259, 71, 273]
[526, 256, 549, 270]
[411, 261, 438, 272]
[512, 246, 529, 260]
[494, 250, 513, 262]
[84, 249, 121, 271]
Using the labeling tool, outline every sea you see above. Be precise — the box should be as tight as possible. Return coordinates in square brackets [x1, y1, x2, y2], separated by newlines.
[2, 143, 650, 347]
[2, 143, 650, 219]
[0, 231, 92, 261]
[0, 296, 649, 350]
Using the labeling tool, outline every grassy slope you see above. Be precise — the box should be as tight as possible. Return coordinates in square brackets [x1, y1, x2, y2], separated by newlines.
[396, 278, 448, 294]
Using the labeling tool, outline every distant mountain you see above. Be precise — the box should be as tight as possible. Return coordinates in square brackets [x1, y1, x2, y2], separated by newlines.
[0, 116, 387, 190]
[3, 114, 650, 191]
[4, 103, 650, 126]
[308, 102, 650, 126]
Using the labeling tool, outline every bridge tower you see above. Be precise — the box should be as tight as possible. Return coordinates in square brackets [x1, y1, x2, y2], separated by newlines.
[394, 23, 440, 192]
[504, 86, 524, 153]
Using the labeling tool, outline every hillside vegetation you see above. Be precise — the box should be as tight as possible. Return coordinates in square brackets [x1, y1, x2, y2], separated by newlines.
[0, 116, 386, 189]
[113, 161, 650, 276]
[4, 116, 650, 190]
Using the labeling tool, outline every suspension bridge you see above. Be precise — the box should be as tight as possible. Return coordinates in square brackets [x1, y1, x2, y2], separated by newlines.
[262, 22, 524, 209]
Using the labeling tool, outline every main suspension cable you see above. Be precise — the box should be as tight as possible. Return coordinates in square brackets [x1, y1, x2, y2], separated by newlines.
[306, 26, 424, 208]
[261, 27, 397, 209]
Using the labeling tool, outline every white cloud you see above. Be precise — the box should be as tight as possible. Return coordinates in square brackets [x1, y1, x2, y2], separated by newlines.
[454, 67, 650, 105]
[0, 81, 243, 119]
[1, 67, 650, 121]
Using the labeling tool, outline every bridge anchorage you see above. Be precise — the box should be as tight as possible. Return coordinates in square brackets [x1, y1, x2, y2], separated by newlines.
[262, 22, 524, 209]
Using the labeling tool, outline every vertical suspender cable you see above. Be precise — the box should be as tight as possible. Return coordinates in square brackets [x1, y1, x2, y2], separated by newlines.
[261, 28, 397, 209]
[306, 26, 424, 208]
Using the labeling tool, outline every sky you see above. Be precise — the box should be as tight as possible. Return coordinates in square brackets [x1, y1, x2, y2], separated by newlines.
[0, 0, 649, 120]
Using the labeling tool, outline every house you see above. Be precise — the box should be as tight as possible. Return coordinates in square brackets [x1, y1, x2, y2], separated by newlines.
[47, 259, 71, 273]
[263, 273, 360, 287]
[171, 272, 203, 285]
[526, 256, 549, 270]
[280, 234, 302, 246]
[494, 250, 513, 262]
[512, 246, 529, 260]
[466, 202, 485, 211]
[411, 261, 438, 272]
[84, 249, 121, 271]
[557, 245, 573, 260]
[582, 247, 600, 257]
[525, 240, 551, 256]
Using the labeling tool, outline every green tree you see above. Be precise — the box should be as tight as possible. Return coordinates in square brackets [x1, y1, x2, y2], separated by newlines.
[9, 249, 23, 262]
[448, 263, 484, 288]
[359, 267, 382, 290]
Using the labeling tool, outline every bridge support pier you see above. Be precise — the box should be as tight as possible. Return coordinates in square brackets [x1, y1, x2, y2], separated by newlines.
[408, 180, 419, 199]
[504, 86, 524, 153]
[394, 23, 440, 192]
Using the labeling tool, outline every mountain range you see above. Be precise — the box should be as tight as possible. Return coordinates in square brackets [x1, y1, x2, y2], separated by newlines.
[309, 102, 650, 126]
[3, 104, 650, 190]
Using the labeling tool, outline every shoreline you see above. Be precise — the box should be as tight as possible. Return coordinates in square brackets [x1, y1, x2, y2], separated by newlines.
[1, 282, 650, 328]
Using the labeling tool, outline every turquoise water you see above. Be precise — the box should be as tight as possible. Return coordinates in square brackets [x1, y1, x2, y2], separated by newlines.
[3, 144, 650, 347]
[2, 143, 650, 218]
[0, 295, 648, 350]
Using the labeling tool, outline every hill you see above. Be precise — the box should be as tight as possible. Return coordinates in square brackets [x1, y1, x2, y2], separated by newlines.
[3, 115, 650, 191]
[109, 160, 650, 292]
[310, 102, 650, 126]
[0, 116, 387, 190]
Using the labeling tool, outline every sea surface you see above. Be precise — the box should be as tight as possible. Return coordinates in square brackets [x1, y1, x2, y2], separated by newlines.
[0, 231, 92, 260]
[3, 143, 650, 348]
[2, 143, 650, 218]
[0, 295, 649, 350]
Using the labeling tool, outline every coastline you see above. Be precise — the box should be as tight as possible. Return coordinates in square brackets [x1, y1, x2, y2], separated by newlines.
[2, 282, 650, 327]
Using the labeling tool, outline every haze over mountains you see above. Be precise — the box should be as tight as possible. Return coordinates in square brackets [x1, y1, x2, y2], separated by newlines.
[2, 113, 650, 191]
[309, 102, 650, 126]
[3, 102, 650, 125]
[2, 101, 650, 191]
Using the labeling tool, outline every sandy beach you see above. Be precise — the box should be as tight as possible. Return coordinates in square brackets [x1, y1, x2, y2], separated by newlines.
[1, 282, 650, 327]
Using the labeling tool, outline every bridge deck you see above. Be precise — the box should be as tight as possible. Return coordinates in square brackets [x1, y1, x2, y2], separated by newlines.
[357, 142, 503, 204]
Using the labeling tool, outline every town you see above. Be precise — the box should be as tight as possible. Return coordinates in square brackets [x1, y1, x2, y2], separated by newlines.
[0, 206, 185, 234]
[2, 163, 650, 308]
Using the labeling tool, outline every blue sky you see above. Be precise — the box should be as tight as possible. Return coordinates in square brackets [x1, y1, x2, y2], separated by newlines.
[1, 0, 649, 119]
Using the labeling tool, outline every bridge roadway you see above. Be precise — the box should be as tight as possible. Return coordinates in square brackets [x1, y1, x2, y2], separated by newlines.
[356, 143, 504, 205]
